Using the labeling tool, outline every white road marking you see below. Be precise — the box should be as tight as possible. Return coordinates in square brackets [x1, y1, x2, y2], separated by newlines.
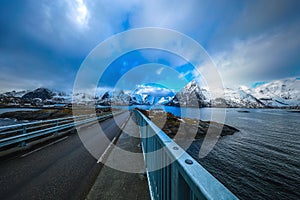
[20, 136, 69, 158]
[97, 118, 128, 164]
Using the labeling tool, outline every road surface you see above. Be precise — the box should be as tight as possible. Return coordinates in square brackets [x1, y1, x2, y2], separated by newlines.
[0, 112, 129, 200]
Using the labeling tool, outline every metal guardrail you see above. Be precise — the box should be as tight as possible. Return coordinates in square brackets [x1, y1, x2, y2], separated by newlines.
[134, 110, 238, 200]
[0, 113, 115, 149]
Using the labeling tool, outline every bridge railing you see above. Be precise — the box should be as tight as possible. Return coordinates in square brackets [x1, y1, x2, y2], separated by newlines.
[134, 110, 238, 200]
[0, 113, 115, 149]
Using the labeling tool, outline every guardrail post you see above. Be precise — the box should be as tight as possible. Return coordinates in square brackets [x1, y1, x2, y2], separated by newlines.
[19, 141, 26, 147]
[54, 120, 59, 135]
[22, 125, 26, 134]
[19, 125, 27, 147]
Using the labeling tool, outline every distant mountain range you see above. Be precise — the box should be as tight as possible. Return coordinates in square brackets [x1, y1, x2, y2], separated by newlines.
[0, 78, 299, 108]
[247, 78, 300, 107]
[98, 85, 175, 106]
[168, 78, 300, 108]
[0, 88, 71, 106]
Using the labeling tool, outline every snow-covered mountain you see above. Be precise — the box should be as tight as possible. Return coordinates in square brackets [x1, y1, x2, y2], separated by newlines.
[72, 92, 95, 104]
[98, 90, 131, 106]
[211, 78, 300, 108]
[1, 90, 28, 98]
[169, 78, 300, 108]
[96, 85, 175, 106]
[248, 78, 300, 107]
[0, 88, 73, 104]
[22, 88, 55, 101]
[1, 78, 299, 108]
[168, 80, 211, 107]
[211, 87, 264, 108]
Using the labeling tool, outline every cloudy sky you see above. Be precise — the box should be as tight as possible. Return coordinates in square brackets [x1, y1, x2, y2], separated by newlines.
[0, 0, 300, 93]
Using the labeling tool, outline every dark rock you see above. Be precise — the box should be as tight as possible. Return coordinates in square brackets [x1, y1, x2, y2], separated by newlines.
[22, 88, 54, 100]
[0, 109, 72, 120]
[237, 110, 250, 113]
[287, 110, 300, 113]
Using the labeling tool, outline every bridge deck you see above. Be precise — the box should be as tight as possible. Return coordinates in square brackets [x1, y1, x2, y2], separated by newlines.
[86, 115, 150, 200]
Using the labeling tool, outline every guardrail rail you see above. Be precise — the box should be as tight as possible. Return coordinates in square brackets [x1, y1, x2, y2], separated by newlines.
[0, 113, 116, 150]
[134, 110, 238, 200]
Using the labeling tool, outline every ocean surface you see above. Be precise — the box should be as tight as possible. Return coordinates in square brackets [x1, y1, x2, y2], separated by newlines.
[0, 108, 39, 126]
[158, 107, 300, 200]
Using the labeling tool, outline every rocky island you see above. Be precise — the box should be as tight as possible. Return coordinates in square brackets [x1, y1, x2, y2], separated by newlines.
[136, 108, 239, 140]
[0, 109, 72, 120]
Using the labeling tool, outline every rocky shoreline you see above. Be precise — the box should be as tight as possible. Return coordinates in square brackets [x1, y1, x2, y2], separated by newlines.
[0, 109, 72, 120]
[1, 108, 240, 139]
[136, 109, 239, 139]
[0, 108, 115, 121]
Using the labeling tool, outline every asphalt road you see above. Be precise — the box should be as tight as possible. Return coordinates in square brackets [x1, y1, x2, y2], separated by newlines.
[0, 112, 129, 200]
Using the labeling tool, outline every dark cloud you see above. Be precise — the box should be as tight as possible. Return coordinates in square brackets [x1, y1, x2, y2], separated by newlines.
[0, 0, 299, 92]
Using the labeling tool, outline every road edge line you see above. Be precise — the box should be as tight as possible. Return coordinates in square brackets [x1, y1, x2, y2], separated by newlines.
[97, 114, 130, 164]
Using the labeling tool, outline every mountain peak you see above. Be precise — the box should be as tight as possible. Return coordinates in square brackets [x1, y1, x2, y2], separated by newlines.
[22, 88, 55, 100]
[168, 80, 210, 107]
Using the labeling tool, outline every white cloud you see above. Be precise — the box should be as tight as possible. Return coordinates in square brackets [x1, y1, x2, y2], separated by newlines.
[178, 70, 191, 79]
[129, 0, 197, 30]
[156, 67, 164, 75]
[192, 61, 225, 98]
[75, 0, 89, 26]
[209, 24, 300, 88]
[135, 85, 174, 96]
[66, 0, 90, 28]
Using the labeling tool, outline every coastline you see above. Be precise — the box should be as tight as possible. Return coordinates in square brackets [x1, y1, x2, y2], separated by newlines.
[136, 108, 239, 139]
